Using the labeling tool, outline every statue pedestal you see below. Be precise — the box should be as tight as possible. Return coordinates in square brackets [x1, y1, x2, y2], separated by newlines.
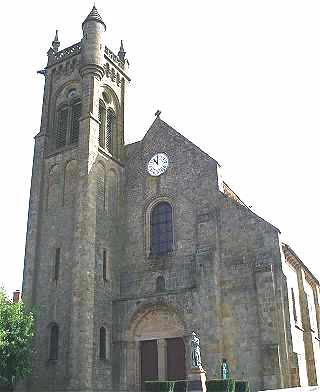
[187, 367, 207, 392]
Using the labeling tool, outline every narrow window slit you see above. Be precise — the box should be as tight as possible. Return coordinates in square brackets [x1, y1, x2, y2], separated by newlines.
[54, 248, 60, 282]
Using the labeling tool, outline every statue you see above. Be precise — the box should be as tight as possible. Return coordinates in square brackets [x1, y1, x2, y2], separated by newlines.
[191, 332, 202, 368]
[221, 359, 229, 380]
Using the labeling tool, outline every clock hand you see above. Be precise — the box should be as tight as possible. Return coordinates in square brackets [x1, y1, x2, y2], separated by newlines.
[153, 156, 159, 164]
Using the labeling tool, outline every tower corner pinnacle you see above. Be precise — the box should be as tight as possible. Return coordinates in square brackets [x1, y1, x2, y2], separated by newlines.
[52, 30, 60, 53]
[82, 5, 106, 31]
[118, 40, 126, 62]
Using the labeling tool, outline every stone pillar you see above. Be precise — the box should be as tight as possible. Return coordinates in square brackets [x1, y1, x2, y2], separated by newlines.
[312, 286, 320, 340]
[22, 131, 46, 306]
[127, 341, 139, 392]
[119, 341, 128, 392]
[296, 269, 318, 385]
[158, 339, 167, 380]
[184, 335, 192, 371]
[254, 263, 282, 390]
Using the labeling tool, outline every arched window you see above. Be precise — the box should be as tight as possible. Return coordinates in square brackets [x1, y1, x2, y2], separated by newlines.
[56, 107, 68, 148]
[106, 108, 115, 154]
[98, 100, 106, 149]
[151, 202, 173, 256]
[70, 100, 81, 144]
[99, 327, 106, 360]
[103, 249, 111, 282]
[156, 276, 165, 292]
[55, 99, 82, 150]
[49, 324, 59, 360]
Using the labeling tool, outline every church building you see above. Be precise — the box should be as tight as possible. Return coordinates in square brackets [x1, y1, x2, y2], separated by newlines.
[22, 7, 320, 392]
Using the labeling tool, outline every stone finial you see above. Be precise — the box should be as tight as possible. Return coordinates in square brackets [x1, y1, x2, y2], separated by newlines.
[155, 110, 161, 118]
[52, 30, 60, 53]
[82, 5, 106, 30]
[118, 40, 126, 62]
[47, 47, 55, 58]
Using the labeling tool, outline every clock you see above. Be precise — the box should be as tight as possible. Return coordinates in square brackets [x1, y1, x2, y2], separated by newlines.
[147, 153, 169, 176]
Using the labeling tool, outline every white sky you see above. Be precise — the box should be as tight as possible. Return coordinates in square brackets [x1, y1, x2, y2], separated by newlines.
[0, 0, 319, 296]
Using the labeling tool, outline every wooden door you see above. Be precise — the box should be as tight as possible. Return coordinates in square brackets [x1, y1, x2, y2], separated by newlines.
[166, 337, 186, 381]
[140, 340, 158, 390]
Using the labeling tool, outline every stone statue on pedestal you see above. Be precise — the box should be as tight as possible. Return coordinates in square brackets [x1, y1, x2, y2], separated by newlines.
[191, 332, 202, 368]
[221, 359, 229, 380]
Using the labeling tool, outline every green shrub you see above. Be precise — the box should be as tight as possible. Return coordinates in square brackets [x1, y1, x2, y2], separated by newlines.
[235, 381, 250, 392]
[206, 379, 235, 392]
[174, 380, 187, 392]
[145, 378, 248, 392]
[0, 288, 35, 390]
[145, 381, 176, 392]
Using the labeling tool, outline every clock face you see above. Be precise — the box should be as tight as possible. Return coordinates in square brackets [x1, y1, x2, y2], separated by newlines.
[147, 153, 169, 176]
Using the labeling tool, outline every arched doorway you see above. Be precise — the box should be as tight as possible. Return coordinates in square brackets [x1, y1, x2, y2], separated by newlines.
[129, 305, 186, 390]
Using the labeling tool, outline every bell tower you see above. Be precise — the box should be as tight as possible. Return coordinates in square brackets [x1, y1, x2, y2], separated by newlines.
[22, 6, 129, 392]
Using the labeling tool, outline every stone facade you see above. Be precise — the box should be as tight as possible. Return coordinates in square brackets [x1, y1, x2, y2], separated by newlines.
[22, 6, 320, 392]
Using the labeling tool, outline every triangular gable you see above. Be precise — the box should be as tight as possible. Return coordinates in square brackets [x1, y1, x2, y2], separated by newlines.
[125, 117, 220, 166]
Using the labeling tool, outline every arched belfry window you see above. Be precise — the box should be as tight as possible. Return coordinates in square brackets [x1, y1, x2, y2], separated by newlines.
[151, 202, 173, 256]
[98, 100, 106, 149]
[70, 99, 81, 144]
[106, 108, 115, 154]
[49, 323, 59, 360]
[55, 98, 82, 149]
[56, 106, 68, 148]
[98, 103, 115, 155]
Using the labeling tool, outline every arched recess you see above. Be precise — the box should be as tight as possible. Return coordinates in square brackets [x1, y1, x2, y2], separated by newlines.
[53, 80, 81, 113]
[145, 196, 176, 257]
[48, 322, 59, 360]
[99, 84, 122, 158]
[125, 304, 186, 388]
[131, 305, 185, 340]
[50, 80, 81, 152]
[99, 325, 110, 360]
[96, 162, 106, 211]
[156, 276, 165, 292]
[63, 160, 78, 207]
[47, 164, 61, 210]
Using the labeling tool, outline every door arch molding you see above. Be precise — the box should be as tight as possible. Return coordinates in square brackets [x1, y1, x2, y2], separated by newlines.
[126, 303, 187, 390]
